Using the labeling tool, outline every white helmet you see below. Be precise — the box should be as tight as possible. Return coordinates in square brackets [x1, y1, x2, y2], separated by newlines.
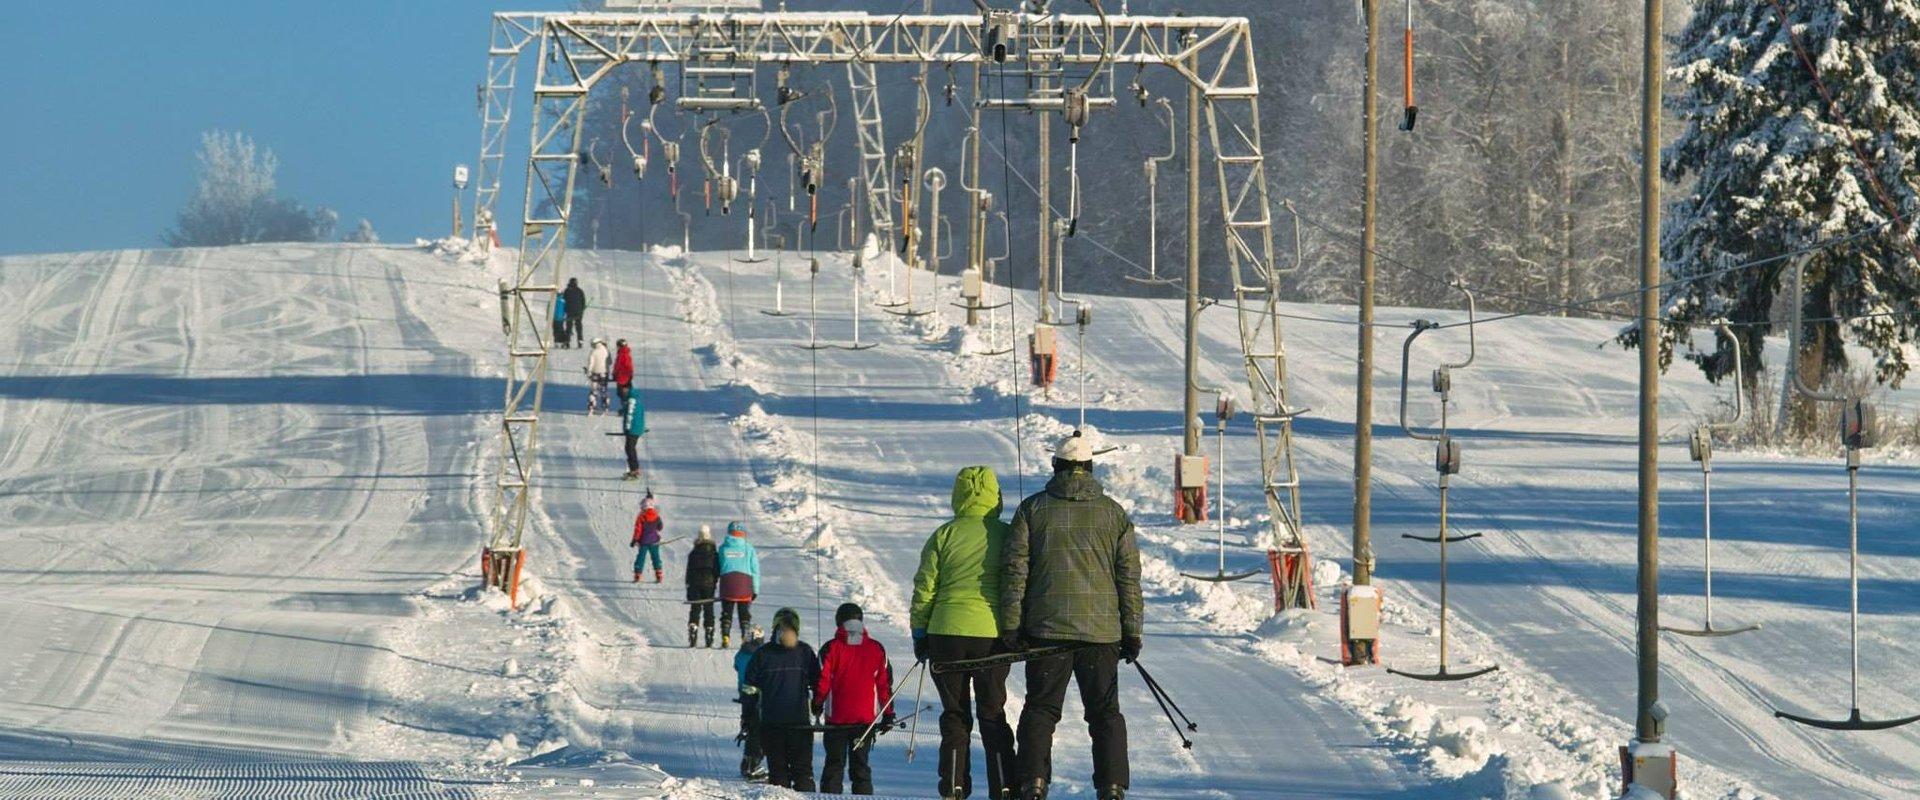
[1055, 430, 1094, 462]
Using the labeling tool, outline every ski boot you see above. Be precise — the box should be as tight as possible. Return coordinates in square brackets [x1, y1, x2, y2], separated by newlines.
[740, 758, 767, 782]
[1020, 779, 1048, 800]
[633, 571, 642, 583]
[721, 632, 731, 649]
[704, 625, 715, 648]
[654, 569, 664, 583]
[688, 624, 699, 648]
[622, 470, 640, 482]
[1100, 787, 1124, 800]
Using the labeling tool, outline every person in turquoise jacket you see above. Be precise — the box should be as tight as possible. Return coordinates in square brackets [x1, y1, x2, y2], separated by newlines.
[732, 624, 768, 781]
[620, 390, 646, 481]
[717, 521, 760, 646]
[551, 294, 570, 349]
[910, 466, 1016, 800]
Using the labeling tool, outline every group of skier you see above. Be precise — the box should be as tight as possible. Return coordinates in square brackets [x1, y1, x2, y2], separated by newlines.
[625, 492, 762, 647]
[705, 432, 1143, 800]
[583, 325, 644, 480]
[553, 278, 587, 348]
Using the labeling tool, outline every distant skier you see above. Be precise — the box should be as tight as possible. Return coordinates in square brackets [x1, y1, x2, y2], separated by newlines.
[814, 602, 896, 796]
[912, 466, 1016, 800]
[746, 608, 820, 791]
[631, 493, 665, 583]
[734, 624, 769, 781]
[613, 338, 635, 400]
[620, 387, 646, 481]
[687, 525, 720, 647]
[563, 277, 587, 345]
[717, 521, 761, 648]
[586, 337, 612, 415]
[552, 293, 570, 349]
[999, 432, 1143, 800]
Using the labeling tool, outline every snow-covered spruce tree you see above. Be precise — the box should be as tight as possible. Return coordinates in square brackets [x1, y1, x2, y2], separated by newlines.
[1637, 0, 1920, 402]
[164, 131, 335, 247]
[342, 218, 380, 244]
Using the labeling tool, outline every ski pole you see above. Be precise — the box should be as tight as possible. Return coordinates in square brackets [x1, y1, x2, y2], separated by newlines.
[906, 659, 929, 762]
[1134, 662, 1197, 733]
[857, 659, 924, 747]
[1135, 662, 1192, 749]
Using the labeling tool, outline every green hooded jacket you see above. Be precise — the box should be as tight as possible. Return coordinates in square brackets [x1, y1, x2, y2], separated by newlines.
[909, 466, 1010, 638]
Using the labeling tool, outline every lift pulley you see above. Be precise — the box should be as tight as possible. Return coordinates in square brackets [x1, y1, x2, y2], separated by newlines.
[1386, 284, 1497, 683]
[1771, 256, 1919, 732]
[1661, 322, 1759, 639]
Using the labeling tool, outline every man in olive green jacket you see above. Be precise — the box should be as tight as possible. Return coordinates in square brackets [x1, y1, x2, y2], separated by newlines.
[911, 466, 1017, 800]
[999, 432, 1142, 800]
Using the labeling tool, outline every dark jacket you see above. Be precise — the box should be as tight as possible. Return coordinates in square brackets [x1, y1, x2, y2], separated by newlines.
[686, 539, 720, 601]
[999, 470, 1143, 644]
[746, 640, 821, 727]
[563, 282, 586, 317]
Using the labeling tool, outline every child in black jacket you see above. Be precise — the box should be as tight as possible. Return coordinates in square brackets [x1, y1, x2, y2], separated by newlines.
[746, 607, 820, 790]
[686, 525, 720, 647]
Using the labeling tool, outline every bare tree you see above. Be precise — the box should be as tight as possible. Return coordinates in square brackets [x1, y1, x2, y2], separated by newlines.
[164, 131, 335, 247]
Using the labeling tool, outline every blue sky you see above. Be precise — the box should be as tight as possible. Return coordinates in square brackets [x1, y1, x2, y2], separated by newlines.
[0, 1, 568, 255]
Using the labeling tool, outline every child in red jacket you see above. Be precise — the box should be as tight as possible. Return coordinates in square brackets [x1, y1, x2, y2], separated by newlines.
[631, 492, 665, 582]
[813, 602, 896, 795]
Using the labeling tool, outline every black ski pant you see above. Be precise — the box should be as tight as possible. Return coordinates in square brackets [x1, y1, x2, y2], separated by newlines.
[930, 634, 1016, 799]
[566, 310, 584, 344]
[721, 600, 753, 637]
[819, 727, 874, 794]
[1014, 639, 1127, 792]
[763, 725, 816, 791]
[739, 695, 764, 773]
[688, 600, 714, 635]
[624, 434, 640, 473]
[552, 319, 569, 348]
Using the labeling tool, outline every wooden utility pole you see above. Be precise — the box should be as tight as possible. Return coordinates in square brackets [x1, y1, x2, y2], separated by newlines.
[1354, 0, 1380, 588]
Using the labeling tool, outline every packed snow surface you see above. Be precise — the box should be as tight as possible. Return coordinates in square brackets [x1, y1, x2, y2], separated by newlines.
[1, 242, 1916, 798]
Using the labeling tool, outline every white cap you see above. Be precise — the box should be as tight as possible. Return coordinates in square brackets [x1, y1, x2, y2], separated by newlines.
[1054, 430, 1094, 462]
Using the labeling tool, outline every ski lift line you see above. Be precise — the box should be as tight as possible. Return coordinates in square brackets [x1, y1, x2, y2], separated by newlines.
[996, 64, 1027, 500]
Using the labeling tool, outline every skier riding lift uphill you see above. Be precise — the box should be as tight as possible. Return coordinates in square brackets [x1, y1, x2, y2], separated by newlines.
[613, 338, 635, 400]
[814, 602, 897, 795]
[631, 492, 665, 583]
[620, 385, 647, 481]
[1000, 432, 1143, 800]
[717, 521, 761, 647]
[746, 608, 820, 791]
[552, 293, 570, 349]
[586, 337, 612, 415]
[562, 277, 587, 346]
[687, 525, 721, 647]
[912, 466, 1017, 800]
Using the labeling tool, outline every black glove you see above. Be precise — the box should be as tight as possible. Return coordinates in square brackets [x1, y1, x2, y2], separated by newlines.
[912, 636, 931, 663]
[881, 710, 897, 731]
[998, 629, 1026, 653]
[734, 730, 748, 746]
[1120, 635, 1143, 663]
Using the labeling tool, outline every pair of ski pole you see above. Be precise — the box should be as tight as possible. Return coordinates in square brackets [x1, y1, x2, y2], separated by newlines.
[1132, 659, 1196, 749]
[921, 645, 1198, 750]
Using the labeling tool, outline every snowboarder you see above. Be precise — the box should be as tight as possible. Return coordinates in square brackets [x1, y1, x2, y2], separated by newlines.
[734, 624, 769, 781]
[687, 525, 720, 647]
[552, 293, 570, 349]
[563, 277, 587, 345]
[631, 492, 665, 583]
[912, 466, 1017, 800]
[620, 387, 646, 481]
[814, 602, 897, 796]
[717, 521, 760, 647]
[613, 338, 635, 400]
[586, 337, 612, 415]
[746, 608, 820, 791]
[999, 432, 1143, 800]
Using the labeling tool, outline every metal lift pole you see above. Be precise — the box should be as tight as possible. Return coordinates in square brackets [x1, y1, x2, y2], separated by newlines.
[1038, 99, 1053, 323]
[1634, 0, 1664, 748]
[1184, 56, 1203, 459]
[1354, 0, 1380, 588]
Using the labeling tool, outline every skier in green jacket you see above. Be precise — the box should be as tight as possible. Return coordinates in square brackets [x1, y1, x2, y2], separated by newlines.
[1000, 432, 1143, 800]
[911, 466, 1017, 800]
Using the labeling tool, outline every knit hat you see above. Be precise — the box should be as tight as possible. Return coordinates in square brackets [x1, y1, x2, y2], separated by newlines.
[835, 602, 864, 627]
[773, 607, 802, 636]
[641, 494, 657, 511]
[727, 521, 747, 537]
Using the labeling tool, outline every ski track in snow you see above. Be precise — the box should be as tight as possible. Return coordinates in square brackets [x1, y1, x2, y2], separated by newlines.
[5, 241, 1919, 798]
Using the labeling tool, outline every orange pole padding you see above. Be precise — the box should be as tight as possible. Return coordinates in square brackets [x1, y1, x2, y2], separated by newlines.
[1403, 29, 1415, 108]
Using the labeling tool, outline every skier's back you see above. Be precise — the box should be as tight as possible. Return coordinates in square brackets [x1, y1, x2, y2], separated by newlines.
[586, 337, 611, 415]
[630, 493, 665, 582]
[716, 522, 760, 647]
[746, 608, 820, 791]
[687, 525, 721, 647]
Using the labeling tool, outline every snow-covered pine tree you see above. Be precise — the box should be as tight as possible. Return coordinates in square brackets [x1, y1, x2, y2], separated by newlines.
[1648, 0, 1920, 394]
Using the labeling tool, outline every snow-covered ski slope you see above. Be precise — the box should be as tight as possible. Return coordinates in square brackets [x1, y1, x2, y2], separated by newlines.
[2, 242, 1917, 798]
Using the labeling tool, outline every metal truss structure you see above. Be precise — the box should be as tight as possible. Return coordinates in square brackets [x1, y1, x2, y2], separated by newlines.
[473, 6, 1313, 610]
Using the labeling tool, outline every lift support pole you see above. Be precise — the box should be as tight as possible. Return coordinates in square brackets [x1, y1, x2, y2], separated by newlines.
[1354, 0, 1380, 588]
[1623, 0, 1676, 792]
[1183, 60, 1202, 459]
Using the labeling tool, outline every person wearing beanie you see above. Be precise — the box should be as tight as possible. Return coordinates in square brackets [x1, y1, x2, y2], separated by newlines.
[631, 493, 665, 583]
[716, 521, 761, 647]
[746, 608, 819, 791]
[912, 466, 1016, 800]
[733, 624, 768, 781]
[686, 524, 720, 647]
[1000, 431, 1142, 800]
[814, 602, 896, 795]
